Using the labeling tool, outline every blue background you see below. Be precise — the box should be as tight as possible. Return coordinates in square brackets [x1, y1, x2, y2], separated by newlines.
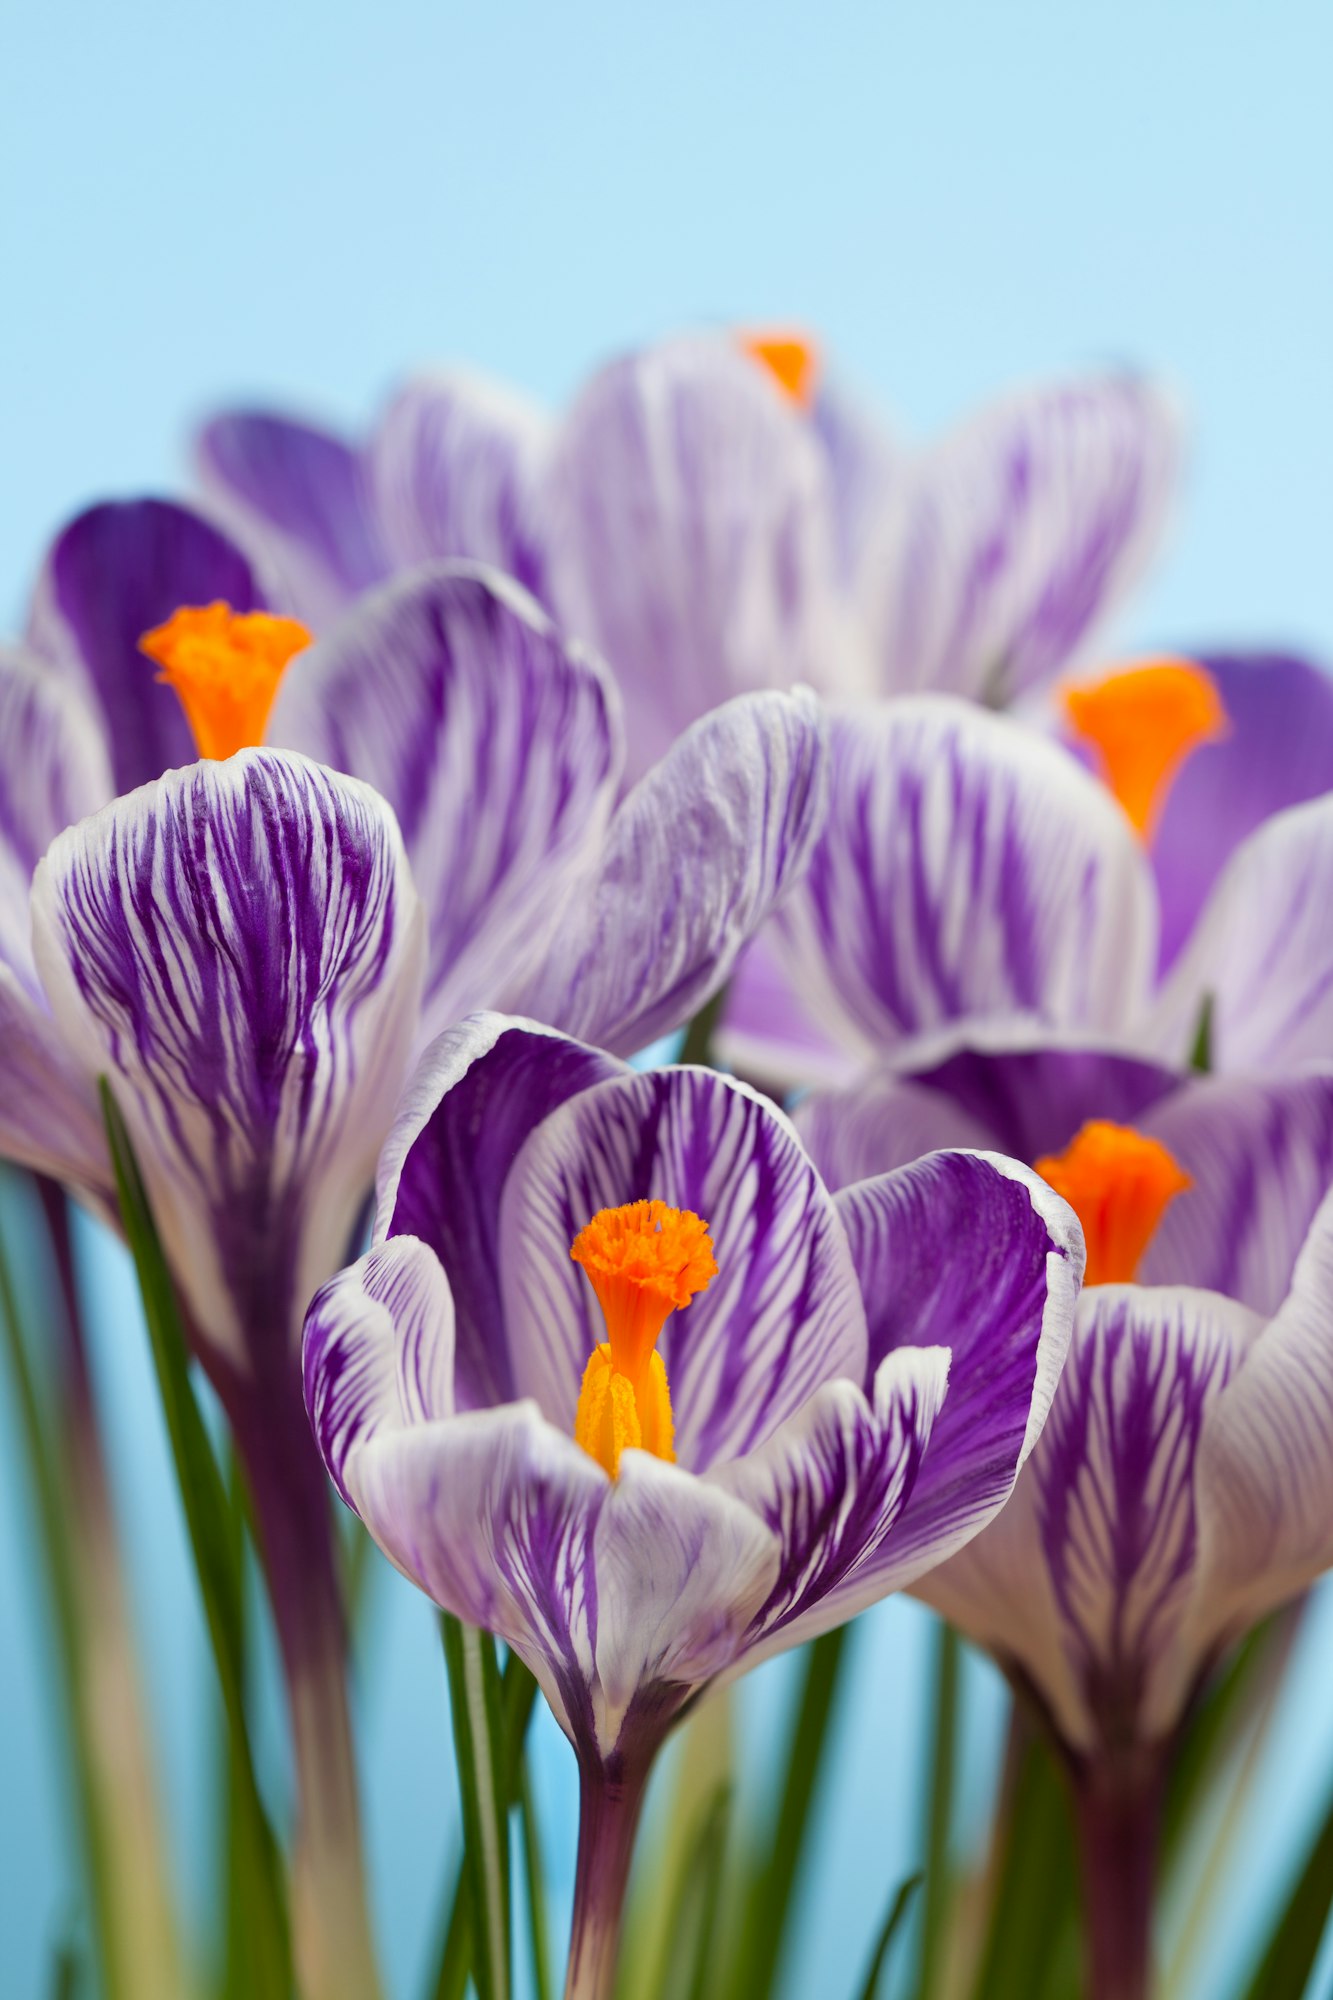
[3, 2, 1332, 1994]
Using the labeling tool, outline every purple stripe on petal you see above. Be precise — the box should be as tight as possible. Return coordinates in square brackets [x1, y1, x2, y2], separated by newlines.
[31, 751, 424, 1369]
[378, 1015, 623, 1411]
[511, 688, 828, 1058]
[793, 1070, 993, 1190]
[270, 562, 619, 1040]
[777, 699, 1156, 1058]
[303, 1236, 455, 1506]
[837, 1148, 1081, 1586]
[27, 499, 261, 793]
[497, 1065, 868, 1469]
[1153, 653, 1333, 972]
[195, 410, 387, 626]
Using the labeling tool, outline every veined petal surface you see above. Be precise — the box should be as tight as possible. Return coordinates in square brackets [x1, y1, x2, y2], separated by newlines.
[863, 375, 1180, 701]
[497, 1064, 869, 1468]
[510, 688, 827, 1057]
[794, 1070, 994, 1189]
[269, 563, 619, 1041]
[776, 699, 1156, 1058]
[27, 499, 261, 793]
[31, 751, 425, 1366]
[0, 970, 110, 1202]
[195, 410, 387, 626]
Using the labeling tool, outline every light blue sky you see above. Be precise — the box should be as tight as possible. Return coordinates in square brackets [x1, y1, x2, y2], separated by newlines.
[3, 1, 1332, 1993]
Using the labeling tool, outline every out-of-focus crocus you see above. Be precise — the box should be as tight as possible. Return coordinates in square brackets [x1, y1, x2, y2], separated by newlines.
[904, 1122, 1333, 2000]
[195, 332, 1179, 778]
[723, 684, 1333, 1091]
[302, 1013, 1083, 1999]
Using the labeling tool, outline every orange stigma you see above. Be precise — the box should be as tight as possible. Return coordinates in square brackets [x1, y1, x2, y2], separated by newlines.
[1063, 658, 1228, 842]
[139, 601, 312, 760]
[1035, 1121, 1192, 1286]
[738, 330, 821, 408]
[570, 1200, 717, 1478]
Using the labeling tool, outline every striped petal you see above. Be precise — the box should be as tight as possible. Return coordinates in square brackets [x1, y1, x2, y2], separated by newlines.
[376, 1015, 623, 1410]
[31, 751, 425, 1368]
[1152, 652, 1333, 972]
[496, 1064, 869, 1469]
[369, 370, 549, 596]
[269, 563, 619, 1041]
[1141, 1071, 1333, 1314]
[195, 409, 387, 626]
[1154, 794, 1333, 1072]
[836, 1149, 1082, 1593]
[863, 374, 1180, 702]
[776, 699, 1156, 1058]
[0, 971, 110, 1204]
[27, 499, 262, 793]
[540, 334, 851, 780]
[793, 1070, 993, 1190]
[510, 688, 827, 1058]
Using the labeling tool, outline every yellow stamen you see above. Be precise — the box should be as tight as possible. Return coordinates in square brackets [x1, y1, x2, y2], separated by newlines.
[1035, 1121, 1192, 1286]
[139, 601, 311, 761]
[1062, 658, 1228, 842]
[570, 1200, 717, 1478]
[738, 330, 821, 409]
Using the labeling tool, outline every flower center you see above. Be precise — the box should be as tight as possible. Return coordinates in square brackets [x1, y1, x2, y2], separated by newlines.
[1062, 657, 1228, 842]
[1035, 1121, 1192, 1285]
[139, 601, 312, 760]
[570, 1200, 717, 1478]
[738, 329, 821, 409]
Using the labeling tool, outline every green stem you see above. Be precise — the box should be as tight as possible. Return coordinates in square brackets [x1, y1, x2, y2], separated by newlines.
[916, 1621, 960, 2000]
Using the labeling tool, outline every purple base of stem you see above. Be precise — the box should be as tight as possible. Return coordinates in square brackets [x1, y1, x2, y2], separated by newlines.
[564, 1748, 653, 2000]
[1072, 1757, 1164, 2000]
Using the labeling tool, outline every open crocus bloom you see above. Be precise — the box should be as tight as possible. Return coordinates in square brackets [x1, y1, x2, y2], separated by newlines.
[4, 496, 829, 1202]
[195, 332, 1179, 778]
[303, 1013, 1083, 1770]
[723, 685, 1333, 1090]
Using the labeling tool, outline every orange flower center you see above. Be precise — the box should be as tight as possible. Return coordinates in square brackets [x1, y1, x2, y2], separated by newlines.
[1062, 658, 1228, 842]
[738, 329, 821, 409]
[570, 1200, 717, 1478]
[139, 601, 312, 760]
[1035, 1121, 1192, 1286]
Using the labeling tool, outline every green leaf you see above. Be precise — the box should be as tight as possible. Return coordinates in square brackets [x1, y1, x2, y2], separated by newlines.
[853, 1872, 921, 2000]
[100, 1084, 290, 1996]
[727, 1625, 852, 2000]
[914, 1621, 960, 2000]
[966, 1715, 1079, 2000]
[647, 1781, 734, 2000]
[679, 986, 729, 1069]
[1235, 1771, 1333, 2000]
[47, 1932, 84, 2000]
[1162, 1613, 1285, 1869]
[1189, 992, 1214, 1074]
[439, 1616, 513, 2000]
[516, 1762, 553, 2000]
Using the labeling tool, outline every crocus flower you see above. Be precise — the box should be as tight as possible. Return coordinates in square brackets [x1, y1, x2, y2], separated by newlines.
[302, 1010, 1082, 1997]
[196, 332, 1179, 778]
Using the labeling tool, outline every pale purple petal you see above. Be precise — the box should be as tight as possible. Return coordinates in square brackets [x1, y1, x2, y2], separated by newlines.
[496, 1065, 869, 1468]
[776, 699, 1156, 1059]
[714, 931, 861, 1094]
[1193, 1188, 1333, 1652]
[195, 410, 387, 626]
[793, 1071, 994, 1190]
[539, 335, 852, 780]
[1154, 795, 1333, 1072]
[27, 499, 261, 793]
[369, 370, 549, 596]
[812, 378, 904, 595]
[376, 1015, 623, 1410]
[31, 751, 425, 1367]
[0, 970, 110, 1204]
[269, 563, 619, 1041]
[303, 1236, 456, 1506]
[1153, 652, 1333, 972]
[863, 374, 1180, 701]
[836, 1148, 1082, 1589]
[510, 689, 827, 1058]
[712, 1345, 949, 1659]
[1141, 1071, 1333, 1314]
[919, 1283, 1258, 1749]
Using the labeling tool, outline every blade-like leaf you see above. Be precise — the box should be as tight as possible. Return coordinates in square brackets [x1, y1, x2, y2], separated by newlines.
[914, 1622, 960, 2000]
[1235, 1773, 1333, 2000]
[967, 1713, 1079, 2000]
[516, 1762, 553, 2000]
[100, 1083, 290, 1995]
[854, 1873, 922, 2000]
[439, 1616, 512, 2000]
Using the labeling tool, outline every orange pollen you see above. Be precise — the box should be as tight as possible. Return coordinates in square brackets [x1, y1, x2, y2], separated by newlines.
[738, 329, 821, 409]
[570, 1200, 717, 1477]
[139, 601, 312, 761]
[1063, 658, 1228, 843]
[1035, 1121, 1192, 1286]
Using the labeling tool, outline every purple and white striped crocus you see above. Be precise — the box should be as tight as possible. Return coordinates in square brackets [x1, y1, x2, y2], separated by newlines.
[195, 331, 1180, 779]
[302, 1012, 1083, 2000]
[723, 678, 1333, 1093]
